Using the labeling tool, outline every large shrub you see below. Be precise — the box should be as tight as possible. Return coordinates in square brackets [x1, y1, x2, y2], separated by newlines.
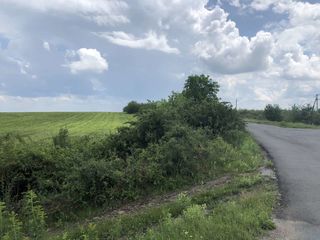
[264, 104, 282, 122]
[123, 101, 144, 114]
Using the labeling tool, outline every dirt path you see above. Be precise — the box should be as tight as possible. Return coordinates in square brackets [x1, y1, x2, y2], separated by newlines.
[87, 175, 231, 223]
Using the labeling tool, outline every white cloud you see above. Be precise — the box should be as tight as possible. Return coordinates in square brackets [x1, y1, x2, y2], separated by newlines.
[269, 1, 320, 81]
[65, 48, 108, 74]
[253, 82, 288, 103]
[247, 0, 320, 82]
[280, 49, 320, 80]
[2, 0, 129, 26]
[273, 1, 320, 26]
[119, 2, 275, 73]
[191, 6, 274, 74]
[225, 0, 241, 8]
[250, 0, 280, 11]
[97, 31, 180, 54]
[43, 41, 50, 51]
[189, 5, 234, 34]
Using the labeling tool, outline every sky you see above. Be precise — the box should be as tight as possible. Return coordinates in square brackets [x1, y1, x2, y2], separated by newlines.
[0, 0, 320, 111]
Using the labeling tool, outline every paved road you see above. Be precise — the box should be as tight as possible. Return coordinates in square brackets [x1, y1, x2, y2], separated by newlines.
[247, 123, 320, 239]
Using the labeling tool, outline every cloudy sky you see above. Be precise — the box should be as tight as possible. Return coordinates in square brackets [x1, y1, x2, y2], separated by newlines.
[0, 0, 320, 111]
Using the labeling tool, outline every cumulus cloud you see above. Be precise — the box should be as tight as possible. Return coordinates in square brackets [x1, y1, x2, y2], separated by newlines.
[2, 0, 129, 26]
[238, 0, 320, 82]
[65, 48, 108, 74]
[103, 1, 276, 74]
[97, 31, 180, 54]
[266, 1, 320, 81]
[280, 49, 320, 80]
[250, 0, 280, 11]
[191, 6, 274, 74]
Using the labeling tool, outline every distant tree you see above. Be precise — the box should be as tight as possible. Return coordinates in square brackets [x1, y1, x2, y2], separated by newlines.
[290, 104, 317, 124]
[264, 104, 282, 122]
[123, 101, 143, 114]
[182, 75, 219, 102]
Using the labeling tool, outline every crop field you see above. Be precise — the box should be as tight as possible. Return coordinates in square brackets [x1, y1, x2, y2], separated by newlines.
[0, 112, 134, 139]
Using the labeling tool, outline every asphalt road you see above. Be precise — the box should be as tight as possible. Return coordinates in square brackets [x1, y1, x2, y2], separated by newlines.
[247, 123, 320, 239]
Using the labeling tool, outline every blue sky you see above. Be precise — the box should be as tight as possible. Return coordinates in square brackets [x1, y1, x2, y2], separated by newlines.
[0, 0, 320, 111]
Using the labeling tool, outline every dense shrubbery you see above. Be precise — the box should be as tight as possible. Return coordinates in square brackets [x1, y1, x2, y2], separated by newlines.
[0, 75, 245, 222]
[264, 104, 282, 122]
[241, 104, 320, 125]
[123, 101, 145, 114]
[289, 104, 320, 125]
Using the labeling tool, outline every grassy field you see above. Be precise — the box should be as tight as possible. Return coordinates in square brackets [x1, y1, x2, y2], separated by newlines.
[0, 112, 134, 139]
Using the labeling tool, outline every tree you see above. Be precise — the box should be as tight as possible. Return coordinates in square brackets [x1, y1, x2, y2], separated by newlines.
[123, 101, 143, 114]
[264, 104, 282, 122]
[182, 75, 219, 102]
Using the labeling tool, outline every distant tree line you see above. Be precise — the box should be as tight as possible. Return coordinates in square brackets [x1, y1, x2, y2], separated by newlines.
[239, 103, 320, 125]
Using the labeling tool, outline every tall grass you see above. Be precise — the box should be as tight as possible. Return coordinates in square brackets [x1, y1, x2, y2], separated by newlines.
[138, 189, 276, 240]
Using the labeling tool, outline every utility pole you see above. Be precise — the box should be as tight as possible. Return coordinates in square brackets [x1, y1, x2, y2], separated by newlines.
[313, 94, 319, 112]
[235, 98, 238, 110]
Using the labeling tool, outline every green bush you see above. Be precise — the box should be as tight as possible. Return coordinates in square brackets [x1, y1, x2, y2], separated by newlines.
[288, 104, 320, 125]
[264, 104, 282, 122]
[123, 101, 144, 114]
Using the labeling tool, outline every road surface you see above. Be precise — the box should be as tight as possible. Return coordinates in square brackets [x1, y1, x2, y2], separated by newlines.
[247, 123, 320, 239]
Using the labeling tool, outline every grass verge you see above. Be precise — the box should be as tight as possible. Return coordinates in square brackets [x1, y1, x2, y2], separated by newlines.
[245, 118, 320, 129]
[51, 174, 277, 240]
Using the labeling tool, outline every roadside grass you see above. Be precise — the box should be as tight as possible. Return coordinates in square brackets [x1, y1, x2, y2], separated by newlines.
[51, 173, 277, 240]
[138, 186, 276, 240]
[0, 112, 134, 139]
[245, 118, 320, 129]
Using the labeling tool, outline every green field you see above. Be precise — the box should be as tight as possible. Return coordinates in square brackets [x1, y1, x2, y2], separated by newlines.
[0, 112, 134, 139]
